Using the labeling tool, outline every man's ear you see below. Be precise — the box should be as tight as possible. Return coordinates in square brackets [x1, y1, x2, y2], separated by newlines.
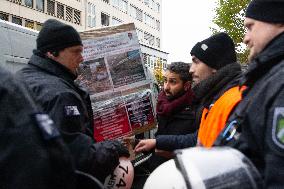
[184, 81, 191, 91]
[46, 52, 55, 60]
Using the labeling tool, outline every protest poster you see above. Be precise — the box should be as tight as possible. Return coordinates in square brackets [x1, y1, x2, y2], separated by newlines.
[78, 23, 157, 142]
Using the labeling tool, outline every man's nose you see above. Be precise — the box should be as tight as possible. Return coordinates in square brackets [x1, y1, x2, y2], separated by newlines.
[189, 66, 195, 74]
[164, 82, 170, 90]
[243, 33, 249, 45]
[79, 54, 84, 63]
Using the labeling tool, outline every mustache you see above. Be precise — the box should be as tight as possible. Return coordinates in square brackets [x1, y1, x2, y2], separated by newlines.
[164, 89, 172, 96]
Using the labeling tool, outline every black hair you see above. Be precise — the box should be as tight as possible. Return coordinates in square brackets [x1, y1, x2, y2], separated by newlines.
[167, 62, 192, 82]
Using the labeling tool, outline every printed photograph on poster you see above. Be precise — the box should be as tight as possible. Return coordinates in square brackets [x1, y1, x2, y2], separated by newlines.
[107, 49, 146, 88]
[77, 58, 112, 94]
[124, 90, 156, 132]
[92, 97, 132, 142]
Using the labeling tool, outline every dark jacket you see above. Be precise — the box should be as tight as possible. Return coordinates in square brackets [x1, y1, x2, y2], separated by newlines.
[225, 32, 284, 189]
[156, 63, 242, 151]
[155, 103, 196, 136]
[16, 53, 120, 182]
[148, 90, 196, 171]
[0, 67, 76, 189]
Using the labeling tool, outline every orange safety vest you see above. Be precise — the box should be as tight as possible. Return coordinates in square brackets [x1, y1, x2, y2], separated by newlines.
[198, 86, 246, 148]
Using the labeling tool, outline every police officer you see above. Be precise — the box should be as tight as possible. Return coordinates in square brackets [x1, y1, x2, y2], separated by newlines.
[0, 67, 76, 189]
[16, 19, 129, 182]
[218, 0, 284, 188]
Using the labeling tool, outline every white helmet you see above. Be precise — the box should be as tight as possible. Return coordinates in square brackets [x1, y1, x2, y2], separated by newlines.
[104, 157, 134, 189]
[144, 147, 263, 189]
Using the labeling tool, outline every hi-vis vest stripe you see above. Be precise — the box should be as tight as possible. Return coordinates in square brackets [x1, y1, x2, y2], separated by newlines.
[198, 86, 246, 148]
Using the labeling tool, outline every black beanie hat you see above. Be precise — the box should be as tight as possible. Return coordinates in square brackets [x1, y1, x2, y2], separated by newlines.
[37, 19, 82, 53]
[246, 0, 284, 23]
[190, 32, 237, 70]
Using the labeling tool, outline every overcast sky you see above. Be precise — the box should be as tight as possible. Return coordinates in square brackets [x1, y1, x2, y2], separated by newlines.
[161, 0, 217, 63]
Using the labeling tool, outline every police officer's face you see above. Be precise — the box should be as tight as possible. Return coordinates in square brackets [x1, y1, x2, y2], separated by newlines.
[163, 70, 188, 99]
[190, 56, 216, 86]
[56, 45, 84, 74]
[243, 18, 284, 62]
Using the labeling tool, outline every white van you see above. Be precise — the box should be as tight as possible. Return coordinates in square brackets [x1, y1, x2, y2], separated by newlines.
[0, 19, 38, 73]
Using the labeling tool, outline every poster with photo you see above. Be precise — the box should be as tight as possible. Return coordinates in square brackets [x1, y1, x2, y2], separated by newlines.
[77, 58, 112, 93]
[78, 23, 156, 141]
[92, 89, 156, 142]
[107, 49, 146, 88]
[93, 96, 132, 142]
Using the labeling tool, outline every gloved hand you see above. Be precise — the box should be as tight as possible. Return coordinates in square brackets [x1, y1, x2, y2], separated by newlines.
[90, 140, 120, 182]
[111, 139, 130, 158]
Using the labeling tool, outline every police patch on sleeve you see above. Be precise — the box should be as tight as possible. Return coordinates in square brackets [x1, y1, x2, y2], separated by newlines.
[34, 113, 60, 140]
[64, 105, 80, 116]
[272, 107, 284, 149]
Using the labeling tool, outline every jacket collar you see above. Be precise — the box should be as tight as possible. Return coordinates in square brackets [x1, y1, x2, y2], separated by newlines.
[243, 32, 284, 86]
[29, 52, 77, 82]
[193, 62, 242, 104]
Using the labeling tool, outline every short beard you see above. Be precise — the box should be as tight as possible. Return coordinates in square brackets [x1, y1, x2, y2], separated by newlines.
[166, 89, 186, 101]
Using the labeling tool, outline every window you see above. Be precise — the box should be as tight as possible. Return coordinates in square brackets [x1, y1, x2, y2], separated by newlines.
[136, 8, 143, 22]
[12, 16, 22, 26]
[156, 3, 160, 12]
[156, 38, 160, 48]
[88, 2, 91, 14]
[87, 3, 96, 28]
[163, 59, 167, 69]
[121, 0, 128, 13]
[66, 6, 73, 22]
[24, 0, 33, 7]
[10, 0, 21, 4]
[36, 0, 44, 11]
[57, 3, 64, 19]
[136, 29, 143, 42]
[144, 0, 149, 6]
[87, 16, 91, 27]
[25, 19, 34, 29]
[74, 10, 81, 25]
[129, 5, 143, 22]
[144, 32, 154, 46]
[156, 20, 160, 31]
[112, 17, 122, 25]
[112, 0, 127, 13]
[0, 12, 9, 21]
[129, 5, 135, 18]
[35, 22, 43, 31]
[112, 0, 119, 8]
[150, 56, 154, 68]
[144, 13, 154, 28]
[101, 13, 109, 26]
[47, 0, 55, 16]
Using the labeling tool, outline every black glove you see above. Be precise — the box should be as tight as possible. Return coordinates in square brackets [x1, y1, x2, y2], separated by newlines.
[111, 140, 130, 158]
[90, 141, 120, 182]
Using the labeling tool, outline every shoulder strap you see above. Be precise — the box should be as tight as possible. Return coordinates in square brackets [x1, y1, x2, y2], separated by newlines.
[214, 85, 254, 146]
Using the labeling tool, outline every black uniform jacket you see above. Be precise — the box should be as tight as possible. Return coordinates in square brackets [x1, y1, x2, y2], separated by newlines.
[17, 54, 119, 181]
[0, 67, 76, 189]
[227, 32, 284, 189]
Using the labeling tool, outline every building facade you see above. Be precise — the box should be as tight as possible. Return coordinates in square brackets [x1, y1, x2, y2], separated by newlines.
[0, 0, 167, 70]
